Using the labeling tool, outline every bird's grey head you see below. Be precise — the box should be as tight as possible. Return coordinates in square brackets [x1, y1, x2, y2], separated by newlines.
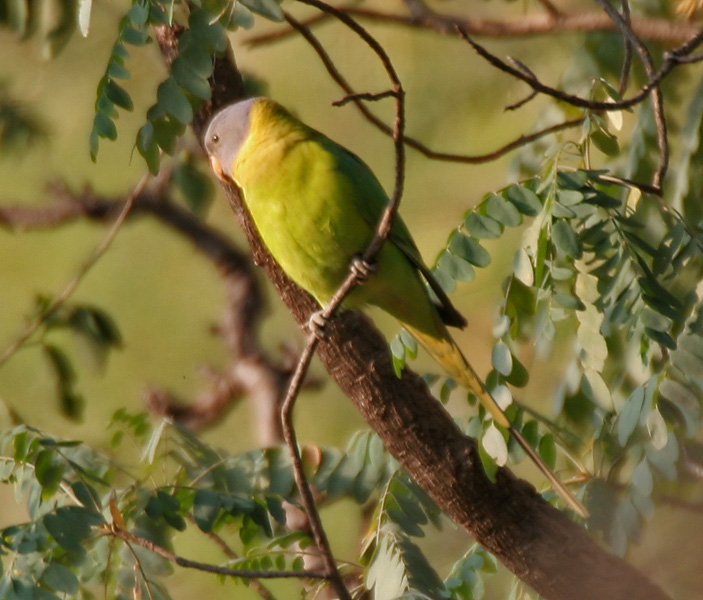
[204, 97, 259, 182]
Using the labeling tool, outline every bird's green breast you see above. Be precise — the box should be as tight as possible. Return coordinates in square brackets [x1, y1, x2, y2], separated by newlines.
[234, 127, 374, 305]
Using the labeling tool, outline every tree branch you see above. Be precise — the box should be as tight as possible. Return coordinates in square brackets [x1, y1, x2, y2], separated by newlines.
[247, 4, 702, 46]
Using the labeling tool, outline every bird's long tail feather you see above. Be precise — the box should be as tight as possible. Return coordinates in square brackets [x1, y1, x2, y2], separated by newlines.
[406, 326, 588, 518]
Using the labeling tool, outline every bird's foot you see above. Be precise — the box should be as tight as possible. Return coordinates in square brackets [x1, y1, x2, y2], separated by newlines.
[350, 256, 376, 283]
[308, 310, 329, 340]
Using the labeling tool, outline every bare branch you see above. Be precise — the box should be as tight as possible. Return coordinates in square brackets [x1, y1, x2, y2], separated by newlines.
[618, 0, 633, 95]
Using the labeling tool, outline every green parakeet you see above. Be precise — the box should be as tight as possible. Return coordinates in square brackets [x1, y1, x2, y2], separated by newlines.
[205, 97, 587, 517]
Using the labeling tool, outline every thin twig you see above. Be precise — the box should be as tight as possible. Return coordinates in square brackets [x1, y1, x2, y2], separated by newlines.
[594, 0, 668, 190]
[286, 12, 583, 164]
[333, 90, 397, 106]
[104, 525, 328, 580]
[505, 91, 538, 111]
[458, 25, 703, 116]
[618, 0, 633, 95]
[0, 173, 146, 368]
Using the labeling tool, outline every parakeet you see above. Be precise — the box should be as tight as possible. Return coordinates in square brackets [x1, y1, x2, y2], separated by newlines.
[204, 97, 587, 517]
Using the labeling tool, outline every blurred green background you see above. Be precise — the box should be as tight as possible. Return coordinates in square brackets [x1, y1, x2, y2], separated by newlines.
[1, 0, 701, 598]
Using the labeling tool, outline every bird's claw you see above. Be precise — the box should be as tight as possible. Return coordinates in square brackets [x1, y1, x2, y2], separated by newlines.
[350, 256, 376, 283]
[308, 310, 329, 340]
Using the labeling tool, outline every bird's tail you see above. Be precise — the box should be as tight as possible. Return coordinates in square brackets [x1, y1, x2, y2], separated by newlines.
[405, 325, 588, 518]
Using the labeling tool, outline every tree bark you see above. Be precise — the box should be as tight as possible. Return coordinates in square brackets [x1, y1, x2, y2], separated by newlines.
[155, 23, 673, 600]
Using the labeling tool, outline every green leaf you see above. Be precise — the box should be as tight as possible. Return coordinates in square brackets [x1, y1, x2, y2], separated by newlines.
[193, 488, 221, 532]
[491, 341, 512, 376]
[617, 387, 645, 447]
[538, 434, 556, 469]
[390, 335, 405, 360]
[41, 564, 79, 595]
[122, 24, 149, 46]
[478, 438, 499, 482]
[44, 506, 102, 555]
[105, 80, 133, 110]
[173, 159, 214, 215]
[107, 59, 129, 79]
[156, 77, 193, 125]
[631, 460, 653, 497]
[34, 450, 65, 501]
[392, 353, 405, 378]
[504, 184, 542, 216]
[92, 111, 117, 140]
[432, 267, 456, 293]
[644, 328, 676, 350]
[464, 212, 502, 239]
[172, 58, 212, 100]
[69, 305, 123, 350]
[152, 116, 185, 154]
[591, 129, 620, 156]
[504, 355, 529, 387]
[482, 424, 508, 466]
[520, 420, 539, 448]
[240, 0, 284, 21]
[583, 369, 613, 411]
[449, 233, 491, 268]
[178, 31, 215, 78]
[439, 378, 457, 404]
[552, 219, 582, 259]
[437, 252, 475, 282]
[553, 292, 585, 311]
[71, 481, 102, 513]
[557, 170, 588, 189]
[137, 122, 160, 174]
[485, 193, 522, 227]
[556, 189, 584, 206]
[513, 248, 534, 286]
[399, 328, 418, 359]
[43, 345, 83, 419]
[189, 7, 227, 50]
[127, 0, 149, 25]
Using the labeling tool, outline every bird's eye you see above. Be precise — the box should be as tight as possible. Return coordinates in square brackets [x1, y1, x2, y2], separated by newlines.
[212, 134, 219, 143]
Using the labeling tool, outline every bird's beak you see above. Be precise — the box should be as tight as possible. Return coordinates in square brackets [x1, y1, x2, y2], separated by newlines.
[210, 155, 226, 181]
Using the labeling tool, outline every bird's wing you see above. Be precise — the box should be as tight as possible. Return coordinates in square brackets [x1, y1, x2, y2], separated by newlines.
[329, 140, 467, 329]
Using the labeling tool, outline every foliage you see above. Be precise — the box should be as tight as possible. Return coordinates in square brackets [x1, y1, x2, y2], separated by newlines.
[2, 0, 703, 599]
